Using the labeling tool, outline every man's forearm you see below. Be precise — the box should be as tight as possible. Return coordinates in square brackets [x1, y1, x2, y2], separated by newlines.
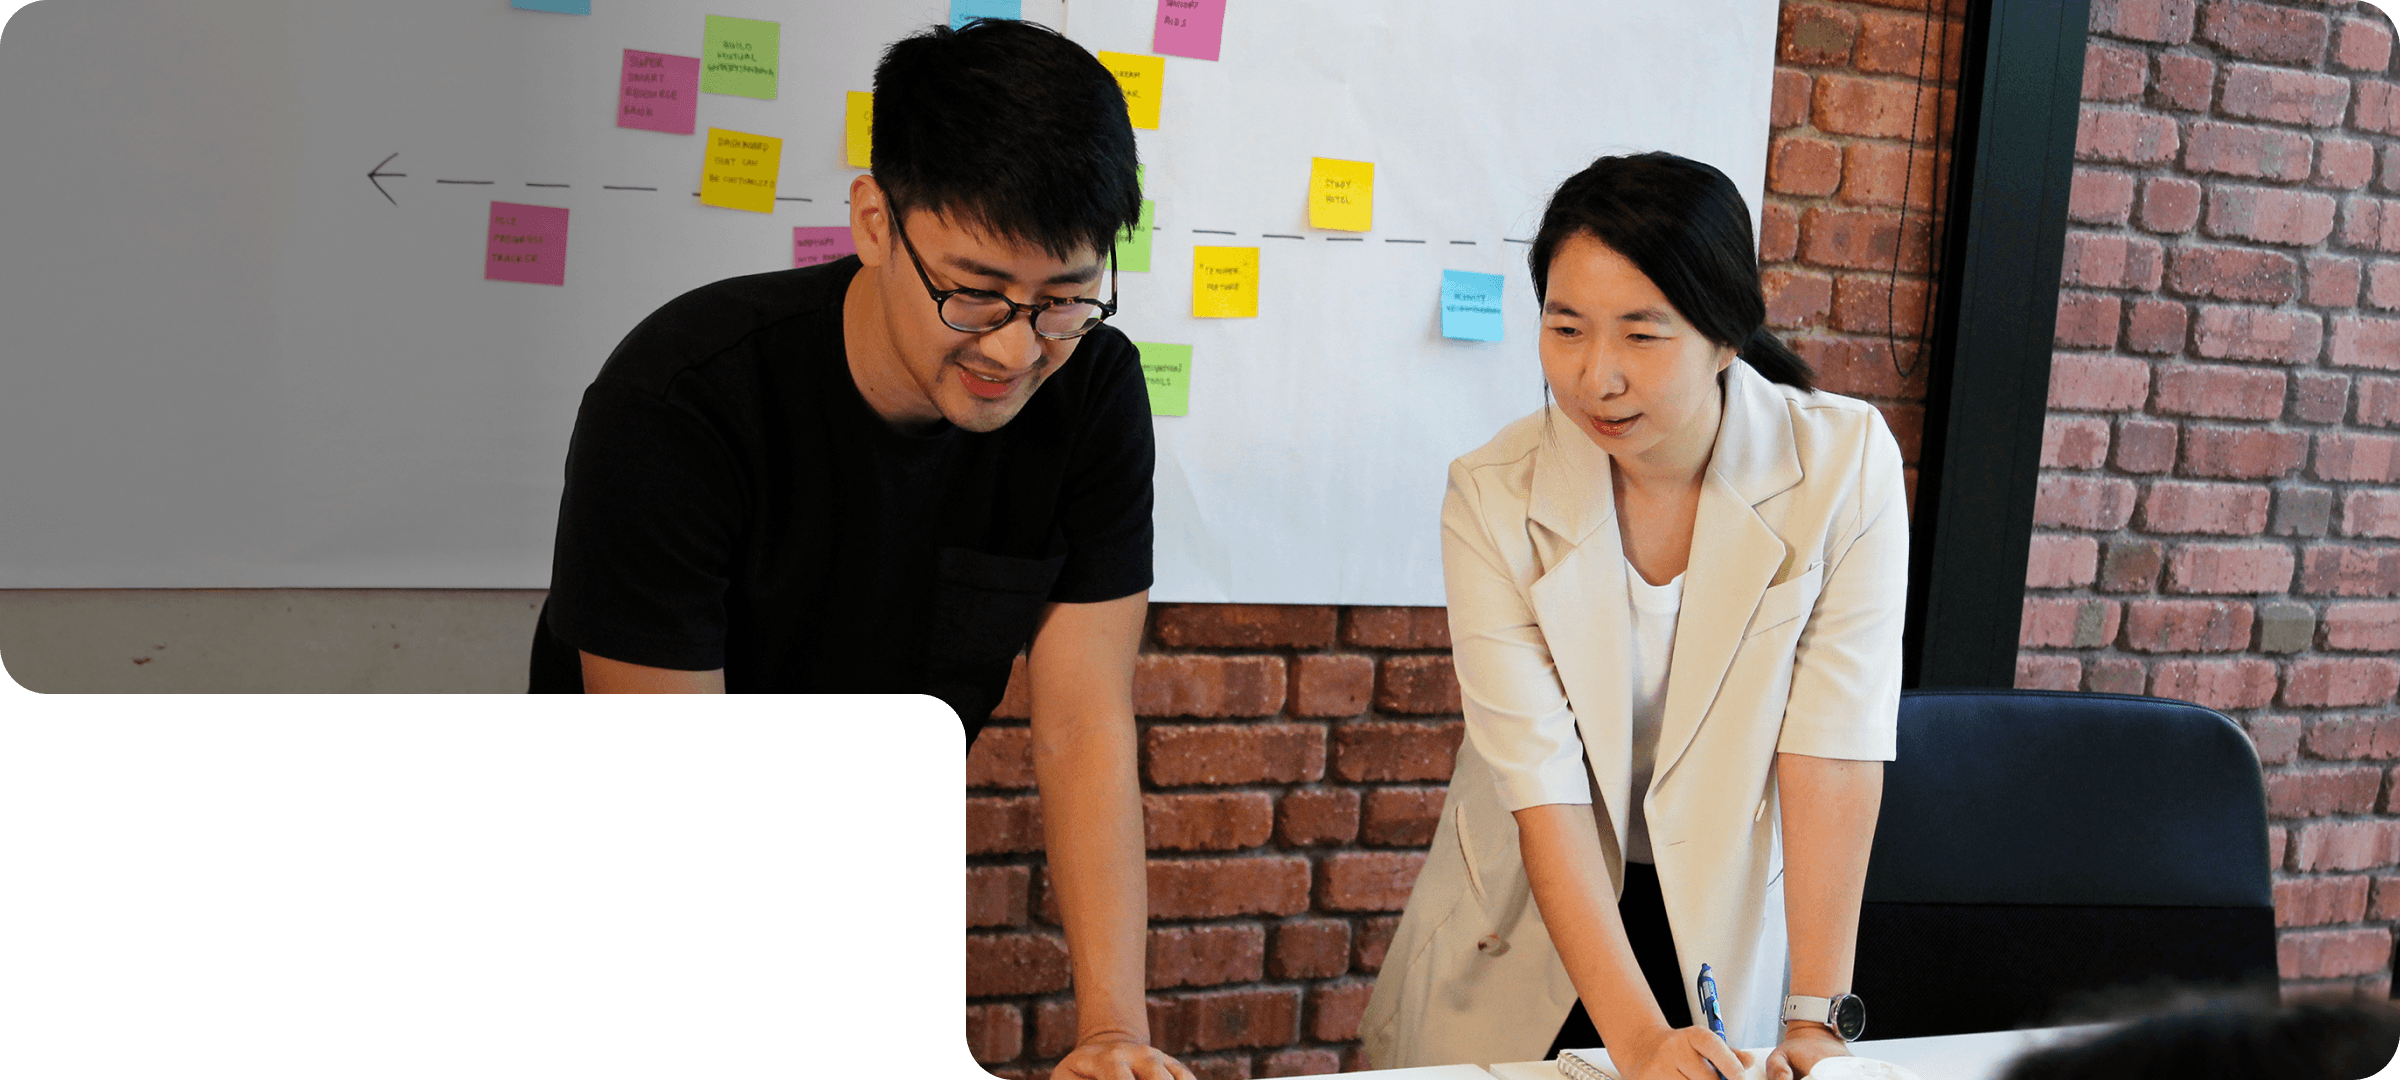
[1032, 702, 1150, 1043]
[1775, 753, 1882, 1001]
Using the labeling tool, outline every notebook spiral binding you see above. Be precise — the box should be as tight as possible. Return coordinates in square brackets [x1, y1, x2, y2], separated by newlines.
[1556, 1049, 1618, 1080]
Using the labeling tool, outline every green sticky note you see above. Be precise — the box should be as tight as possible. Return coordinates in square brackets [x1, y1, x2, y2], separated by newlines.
[1135, 342, 1190, 416]
[1117, 199, 1156, 272]
[703, 15, 779, 99]
[1137, 165, 1146, 191]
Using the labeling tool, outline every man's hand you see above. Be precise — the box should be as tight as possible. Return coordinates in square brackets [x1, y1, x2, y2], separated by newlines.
[1763, 1021, 1849, 1080]
[1613, 1021, 1756, 1080]
[1049, 1032, 1195, 1080]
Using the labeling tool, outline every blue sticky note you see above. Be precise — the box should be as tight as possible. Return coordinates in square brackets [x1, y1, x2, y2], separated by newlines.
[511, 0, 590, 13]
[949, 0, 1021, 28]
[1441, 270, 1505, 342]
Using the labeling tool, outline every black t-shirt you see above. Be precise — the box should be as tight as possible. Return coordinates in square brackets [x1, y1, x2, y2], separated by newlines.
[530, 257, 1154, 739]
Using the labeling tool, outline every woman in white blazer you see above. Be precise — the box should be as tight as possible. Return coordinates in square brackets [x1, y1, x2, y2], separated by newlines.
[1361, 153, 1906, 1080]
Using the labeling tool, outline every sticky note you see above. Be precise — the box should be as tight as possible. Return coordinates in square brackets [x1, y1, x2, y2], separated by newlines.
[485, 202, 569, 286]
[1192, 246, 1258, 318]
[949, 0, 1021, 28]
[702, 15, 778, 99]
[700, 127, 782, 214]
[794, 226, 856, 268]
[1097, 51, 1164, 130]
[512, 0, 589, 13]
[618, 50, 699, 135]
[1116, 199, 1156, 272]
[1441, 270, 1506, 342]
[1309, 158, 1374, 232]
[1136, 342, 1192, 416]
[1153, 0, 1226, 61]
[845, 91, 874, 168]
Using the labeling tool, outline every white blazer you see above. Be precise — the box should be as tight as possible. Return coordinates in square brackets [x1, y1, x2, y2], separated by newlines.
[1361, 359, 1908, 1068]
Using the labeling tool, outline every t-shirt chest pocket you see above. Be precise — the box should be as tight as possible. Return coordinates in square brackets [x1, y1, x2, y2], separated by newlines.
[923, 546, 1067, 732]
[1744, 561, 1824, 639]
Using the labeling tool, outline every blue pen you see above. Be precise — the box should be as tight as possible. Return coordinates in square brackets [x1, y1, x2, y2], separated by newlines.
[1697, 963, 1729, 1080]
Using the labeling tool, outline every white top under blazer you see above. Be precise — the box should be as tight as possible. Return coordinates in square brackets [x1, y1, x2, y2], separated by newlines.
[1360, 358, 1908, 1068]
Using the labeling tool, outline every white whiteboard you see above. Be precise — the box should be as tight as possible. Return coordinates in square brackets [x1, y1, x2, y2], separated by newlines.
[0, 0, 1775, 602]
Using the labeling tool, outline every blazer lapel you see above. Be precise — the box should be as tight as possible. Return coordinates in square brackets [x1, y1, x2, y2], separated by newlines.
[1524, 410, 1637, 860]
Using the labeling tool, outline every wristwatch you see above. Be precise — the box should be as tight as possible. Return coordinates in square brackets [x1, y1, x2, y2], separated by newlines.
[1782, 993, 1866, 1042]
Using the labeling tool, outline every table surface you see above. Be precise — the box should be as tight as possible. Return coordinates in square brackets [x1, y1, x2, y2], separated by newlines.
[1347, 1025, 2106, 1080]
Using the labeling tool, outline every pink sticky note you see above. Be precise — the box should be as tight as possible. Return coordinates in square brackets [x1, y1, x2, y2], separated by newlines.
[618, 49, 699, 135]
[793, 226, 857, 268]
[486, 202, 569, 286]
[1152, 0, 1226, 61]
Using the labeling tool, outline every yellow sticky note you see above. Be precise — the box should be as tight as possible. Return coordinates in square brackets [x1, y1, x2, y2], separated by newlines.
[845, 91, 873, 168]
[700, 127, 782, 214]
[1309, 157, 1374, 232]
[1097, 51, 1164, 130]
[1192, 246, 1258, 318]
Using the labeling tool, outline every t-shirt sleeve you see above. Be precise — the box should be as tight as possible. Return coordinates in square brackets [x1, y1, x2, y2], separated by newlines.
[1047, 334, 1155, 604]
[542, 375, 742, 671]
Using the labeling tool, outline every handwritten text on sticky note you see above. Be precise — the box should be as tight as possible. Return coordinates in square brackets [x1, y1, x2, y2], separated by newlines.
[794, 226, 857, 268]
[949, 0, 1021, 28]
[1136, 342, 1193, 416]
[1309, 158, 1374, 232]
[1116, 199, 1157, 272]
[1441, 270, 1506, 342]
[1153, 0, 1226, 61]
[1097, 51, 1164, 130]
[486, 202, 569, 286]
[845, 91, 874, 168]
[702, 15, 779, 99]
[619, 50, 699, 135]
[700, 127, 782, 213]
[1192, 246, 1259, 318]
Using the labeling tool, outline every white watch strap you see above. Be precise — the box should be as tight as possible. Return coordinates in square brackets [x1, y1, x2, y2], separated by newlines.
[1782, 995, 1834, 1024]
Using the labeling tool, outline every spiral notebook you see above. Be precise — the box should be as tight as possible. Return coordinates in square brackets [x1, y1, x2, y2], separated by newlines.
[1554, 1049, 1917, 1080]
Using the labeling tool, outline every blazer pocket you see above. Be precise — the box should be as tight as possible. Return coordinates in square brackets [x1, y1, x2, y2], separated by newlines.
[1744, 561, 1824, 638]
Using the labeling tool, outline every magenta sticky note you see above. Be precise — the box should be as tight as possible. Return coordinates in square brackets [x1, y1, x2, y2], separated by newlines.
[793, 226, 857, 268]
[618, 50, 699, 135]
[1152, 0, 1226, 61]
[486, 202, 569, 286]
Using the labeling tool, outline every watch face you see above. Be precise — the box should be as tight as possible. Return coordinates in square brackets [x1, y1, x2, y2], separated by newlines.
[1833, 995, 1866, 1041]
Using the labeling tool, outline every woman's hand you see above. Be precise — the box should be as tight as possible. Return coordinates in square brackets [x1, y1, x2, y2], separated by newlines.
[1762, 1021, 1849, 1079]
[1614, 1021, 1756, 1080]
[1049, 1032, 1195, 1080]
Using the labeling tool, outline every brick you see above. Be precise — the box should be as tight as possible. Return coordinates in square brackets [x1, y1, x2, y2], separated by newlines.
[1033, 998, 1078, 1060]
[2121, 598, 2256, 652]
[2166, 541, 2298, 594]
[2140, 176, 2206, 233]
[1814, 74, 1946, 141]
[2307, 714, 2400, 760]
[2125, 298, 2191, 353]
[2250, 714, 2304, 764]
[2167, 245, 2300, 304]
[2199, 2, 2331, 66]
[2267, 767, 2387, 817]
[2182, 426, 2309, 479]
[2086, 656, 2151, 695]
[2363, 376, 2400, 426]
[1770, 136, 1844, 197]
[2015, 655, 2082, 692]
[2077, 106, 2180, 166]
[1269, 918, 1351, 980]
[1291, 654, 1373, 718]
[2285, 658, 2400, 708]
[2192, 306, 2323, 364]
[2220, 64, 2351, 127]
[1841, 142, 1948, 210]
[969, 865, 1031, 928]
[2346, 490, 2400, 539]
[967, 1003, 1024, 1064]
[2207, 186, 2340, 247]
[2153, 364, 2288, 420]
[2185, 122, 2316, 184]
[1134, 655, 1287, 718]
[2302, 545, 2400, 597]
[2339, 197, 2400, 254]
[2114, 418, 2181, 473]
[2315, 432, 2400, 482]
[1262, 1048, 1341, 1077]
[2042, 415, 2112, 469]
[2070, 168, 2138, 225]
[2029, 533, 2104, 588]
[1361, 786, 1447, 847]
[2275, 875, 2372, 928]
[2295, 372, 2353, 425]
[970, 795, 1045, 855]
[2054, 292, 2121, 348]
[2099, 538, 2165, 592]
[2273, 826, 2290, 871]
[2064, 232, 2168, 291]
[2092, 0, 2197, 46]
[2257, 600, 2317, 653]
[2149, 657, 2280, 709]
[2050, 353, 2152, 410]
[2278, 928, 2393, 980]
[1309, 980, 1376, 1043]
[2360, 80, 2400, 136]
[1148, 923, 1266, 990]
[2337, 18, 2394, 74]
[1833, 276, 1932, 335]
[1763, 269, 1835, 330]
[1341, 607, 1451, 649]
[2329, 315, 2400, 369]
[1319, 851, 1428, 912]
[1798, 337, 1930, 400]
[1856, 8, 1962, 78]
[1149, 987, 1303, 1054]
[2155, 52, 2216, 112]
[1761, 203, 1800, 263]
[968, 724, 1036, 789]
[1771, 69, 1812, 130]
[1153, 605, 1337, 649]
[1800, 207, 1932, 272]
[2317, 139, 2379, 192]
[1375, 656, 1461, 715]
[2384, 146, 2400, 195]
[1352, 915, 1399, 974]
[1146, 857, 1313, 921]
[1144, 724, 1327, 787]
[2327, 602, 2400, 651]
[969, 931, 1072, 997]
[1332, 720, 1464, 782]
[2272, 485, 2336, 538]
[2034, 474, 2139, 530]
[2021, 597, 2122, 648]
[2376, 877, 2400, 920]
[1179, 1055, 1254, 1080]
[1780, 4, 1859, 67]
[1883, 403, 1924, 463]
[2140, 480, 2273, 535]
[1145, 791, 1275, 852]
[2373, 261, 2400, 311]
[2308, 255, 2365, 308]
[1276, 788, 1360, 847]
[2083, 41, 2148, 102]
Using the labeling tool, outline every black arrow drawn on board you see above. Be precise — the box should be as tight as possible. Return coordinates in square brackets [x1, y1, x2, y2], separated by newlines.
[368, 153, 406, 206]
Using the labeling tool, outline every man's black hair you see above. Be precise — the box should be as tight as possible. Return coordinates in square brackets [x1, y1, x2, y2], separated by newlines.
[871, 19, 1142, 262]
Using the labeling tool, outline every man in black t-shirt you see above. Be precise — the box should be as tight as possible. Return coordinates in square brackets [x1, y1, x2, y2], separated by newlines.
[533, 20, 1190, 1080]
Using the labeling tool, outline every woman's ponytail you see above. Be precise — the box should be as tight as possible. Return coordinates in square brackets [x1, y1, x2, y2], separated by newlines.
[1740, 326, 1815, 393]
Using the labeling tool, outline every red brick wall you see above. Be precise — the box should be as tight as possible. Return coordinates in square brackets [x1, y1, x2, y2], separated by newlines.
[963, 3, 1962, 1075]
[2019, 0, 2400, 1001]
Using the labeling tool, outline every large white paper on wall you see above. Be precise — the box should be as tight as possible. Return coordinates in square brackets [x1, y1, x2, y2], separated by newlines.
[0, 0, 1774, 602]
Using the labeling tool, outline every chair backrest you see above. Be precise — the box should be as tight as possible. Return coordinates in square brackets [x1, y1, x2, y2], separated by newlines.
[1850, 688, 2278, 1040]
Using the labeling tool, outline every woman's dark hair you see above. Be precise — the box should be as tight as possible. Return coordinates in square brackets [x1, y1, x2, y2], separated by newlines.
[1528, 152, 1813, 391]
[872, 19, 1142, 261]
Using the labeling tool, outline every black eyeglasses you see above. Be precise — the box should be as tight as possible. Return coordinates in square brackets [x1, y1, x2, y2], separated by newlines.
[893, 218, 1118, 340]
